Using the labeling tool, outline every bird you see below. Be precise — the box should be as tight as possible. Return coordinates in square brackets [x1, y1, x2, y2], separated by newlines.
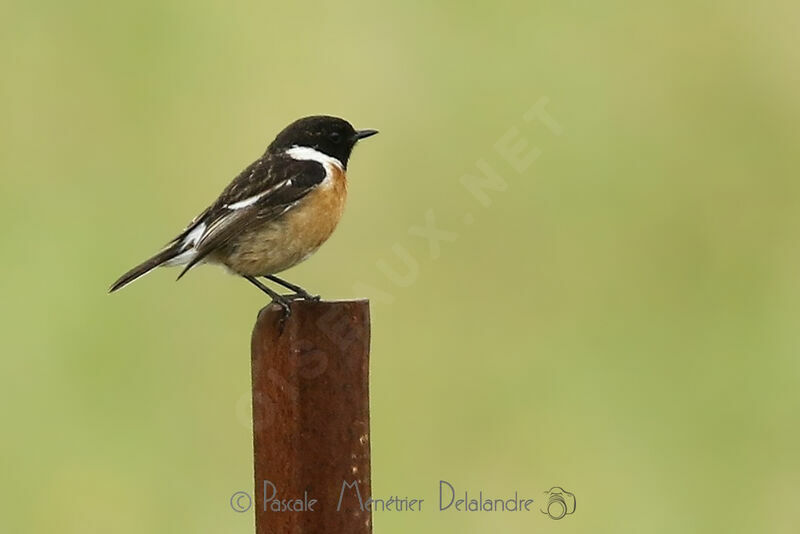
[109, 115, 378, 315]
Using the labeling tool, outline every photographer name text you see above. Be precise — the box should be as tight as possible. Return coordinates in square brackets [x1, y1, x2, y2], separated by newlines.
[256, 479, 537, 513]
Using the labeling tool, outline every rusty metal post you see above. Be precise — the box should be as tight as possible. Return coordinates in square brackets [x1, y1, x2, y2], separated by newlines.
[250, 299, 372, 533]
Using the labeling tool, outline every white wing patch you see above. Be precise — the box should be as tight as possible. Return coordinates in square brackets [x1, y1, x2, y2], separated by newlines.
[160, 221, 207, 266]
[183, 222, 206, 246]
[161, 249, 197, 267]
[225, 195, 261, 210]
[224, 181, 286, 211]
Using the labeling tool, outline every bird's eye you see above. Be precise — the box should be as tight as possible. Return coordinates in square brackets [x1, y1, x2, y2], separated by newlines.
[329, 131, 342, 143]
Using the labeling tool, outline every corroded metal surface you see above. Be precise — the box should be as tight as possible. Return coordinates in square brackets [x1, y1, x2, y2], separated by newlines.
[251, 299, 372, 533]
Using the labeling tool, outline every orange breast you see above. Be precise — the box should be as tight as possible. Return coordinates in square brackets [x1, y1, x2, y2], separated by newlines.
[221, 166, 348, 276]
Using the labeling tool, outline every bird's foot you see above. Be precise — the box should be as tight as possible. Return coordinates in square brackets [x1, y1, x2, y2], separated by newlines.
[263, 275, 319, 302]
[281, 291, 320, 302]
[269, 295, 292, 332]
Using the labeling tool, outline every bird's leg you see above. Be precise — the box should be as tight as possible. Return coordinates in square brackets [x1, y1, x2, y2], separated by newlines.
[244, 275, 291, 319]
[264, 275, 320, 301]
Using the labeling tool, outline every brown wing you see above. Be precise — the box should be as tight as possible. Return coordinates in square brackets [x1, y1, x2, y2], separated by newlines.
[175, 154, 328, 278]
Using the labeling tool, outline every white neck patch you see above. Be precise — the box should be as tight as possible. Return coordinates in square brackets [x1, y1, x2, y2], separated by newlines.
[285, 146, 344, 177]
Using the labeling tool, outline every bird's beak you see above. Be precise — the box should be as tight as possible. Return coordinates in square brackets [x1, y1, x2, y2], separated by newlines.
[354, 129, 379, 140]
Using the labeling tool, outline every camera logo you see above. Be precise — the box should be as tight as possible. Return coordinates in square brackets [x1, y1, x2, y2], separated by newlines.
[541, 487, 576, 520]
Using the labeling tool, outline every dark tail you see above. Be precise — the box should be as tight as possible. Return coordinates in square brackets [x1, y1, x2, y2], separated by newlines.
[109, 243, 182, 293]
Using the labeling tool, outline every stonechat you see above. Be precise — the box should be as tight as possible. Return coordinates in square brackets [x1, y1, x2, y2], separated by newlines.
[109, 115, 378, 315]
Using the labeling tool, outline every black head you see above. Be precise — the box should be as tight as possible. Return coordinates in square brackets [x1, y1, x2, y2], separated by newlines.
[268, 115, 378, 167]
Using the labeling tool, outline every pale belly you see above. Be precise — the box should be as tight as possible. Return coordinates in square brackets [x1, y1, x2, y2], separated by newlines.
[213, 178, 347, 276]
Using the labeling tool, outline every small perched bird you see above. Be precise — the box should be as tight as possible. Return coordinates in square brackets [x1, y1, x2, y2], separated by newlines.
[109, 115, 378, 314]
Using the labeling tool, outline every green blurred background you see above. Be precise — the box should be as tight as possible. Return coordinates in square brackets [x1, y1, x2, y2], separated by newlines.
[2, 0, 799, 532]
